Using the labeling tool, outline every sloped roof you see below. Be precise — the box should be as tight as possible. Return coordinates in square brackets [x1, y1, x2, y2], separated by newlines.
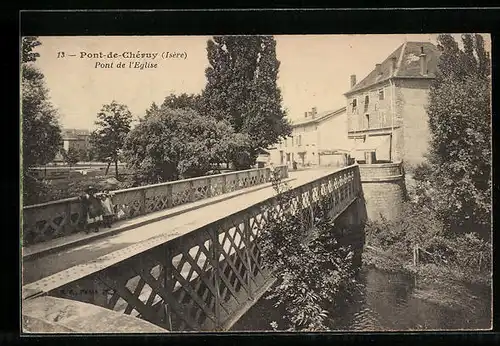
[62, 129, 91, 137]
[291, 106, 346, 127]
[345, 41, 441, 95]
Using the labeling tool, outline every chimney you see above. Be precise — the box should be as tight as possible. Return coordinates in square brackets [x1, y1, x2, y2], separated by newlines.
[375, 63, 382, 75]
[312, 107, 317, 115]
[390, 57, 397, 76]
[305, 111, 308, 118]
[350, 74, 357, 88]
[419, 46, 427, 75]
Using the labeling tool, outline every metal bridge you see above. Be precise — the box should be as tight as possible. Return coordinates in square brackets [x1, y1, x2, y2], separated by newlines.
[22, 164, 363, 333]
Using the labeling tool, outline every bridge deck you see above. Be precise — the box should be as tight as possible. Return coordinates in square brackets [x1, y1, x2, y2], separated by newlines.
[23, 168, 335, 287]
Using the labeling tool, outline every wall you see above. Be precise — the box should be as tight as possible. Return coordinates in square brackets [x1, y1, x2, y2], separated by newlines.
[347, 81, 402, 162]
[396, 79, 433, 167]
[347, 81, 392, 133]
[269, 110, 349, 167]
[294, 122, 319, 165]
[317, 111, 350, 152]
[347, 78, 432, 166]
[270, 121, 319, 166]
[359, 162, 406, 221]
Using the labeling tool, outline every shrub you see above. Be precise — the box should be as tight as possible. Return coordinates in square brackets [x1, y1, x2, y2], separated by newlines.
[259, 175, 359, 331]
[364, 199, 492, 282]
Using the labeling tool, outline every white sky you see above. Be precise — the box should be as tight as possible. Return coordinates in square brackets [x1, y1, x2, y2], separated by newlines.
[30, 34, 491, 130]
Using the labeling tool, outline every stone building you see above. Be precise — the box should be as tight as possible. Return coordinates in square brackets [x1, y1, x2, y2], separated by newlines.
[54, 128, 91, 162]
[268, 106, 350, 167]
[345, 41, 441, 168]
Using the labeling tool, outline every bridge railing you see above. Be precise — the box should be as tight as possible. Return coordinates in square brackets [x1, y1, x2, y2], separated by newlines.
[22, 165, 289, 246]
[23, 164, 361, 332]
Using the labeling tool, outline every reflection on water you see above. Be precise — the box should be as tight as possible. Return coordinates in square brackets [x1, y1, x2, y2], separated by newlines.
[231, 266, 491, 331]
[331, 268, 491, 331]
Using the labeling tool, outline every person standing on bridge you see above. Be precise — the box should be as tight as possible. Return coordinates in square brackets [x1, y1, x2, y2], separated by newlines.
[80, 186, 104, 233]
[95, 188, 115, 228]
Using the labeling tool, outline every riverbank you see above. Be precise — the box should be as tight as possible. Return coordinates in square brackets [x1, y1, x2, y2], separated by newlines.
[362, 245, 492, 321]
[232, 262, 492, 331]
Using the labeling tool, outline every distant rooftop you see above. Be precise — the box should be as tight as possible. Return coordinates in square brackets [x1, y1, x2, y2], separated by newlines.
[62, 128, 90, 139]
[291, 106, 346, 127]
[345, 41, 441, 95]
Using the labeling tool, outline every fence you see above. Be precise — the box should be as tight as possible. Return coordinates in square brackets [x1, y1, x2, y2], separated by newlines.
[22, 166, 288, 246]
[23, 165, 361, 332]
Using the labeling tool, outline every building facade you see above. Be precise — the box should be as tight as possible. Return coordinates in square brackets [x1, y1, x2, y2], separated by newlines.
[269, 106, 350, 167]
[54, 129, 91, 162]
[345, 41, 440, 167]
[61, 129, 91, 152]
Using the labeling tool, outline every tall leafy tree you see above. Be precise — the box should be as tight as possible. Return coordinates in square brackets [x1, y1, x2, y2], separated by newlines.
[90, 101, 132, 179]
[123, 104, 250, 184]
[62, 147, 80, 175]
[202, 36, 292, 169]
[21, 36, 62, 204]
[161, 93, 203, 112]
[420, 34, 491, 237]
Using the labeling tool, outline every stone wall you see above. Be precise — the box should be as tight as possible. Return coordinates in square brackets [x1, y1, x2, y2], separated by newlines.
[346, 81, 392, 132]
[359, 162, 403, 180]
[395, 78, 433, 167]
[359, 162, 406, 221]
[22, 296, 167, 333]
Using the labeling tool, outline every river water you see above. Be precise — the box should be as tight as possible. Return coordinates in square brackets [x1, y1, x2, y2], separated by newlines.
[231, 266, 492, 331]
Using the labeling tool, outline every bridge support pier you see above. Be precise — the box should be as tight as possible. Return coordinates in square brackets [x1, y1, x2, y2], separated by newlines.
[359, 162, 406, 222]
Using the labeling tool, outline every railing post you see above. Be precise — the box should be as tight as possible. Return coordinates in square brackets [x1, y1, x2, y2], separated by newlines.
[206, 177, 212, 198]
[355, 166, 361, 196]
[246, 171, 251, 188]
[221, 174, 227, 194]
[166, 184, 173, 208]
[211, 227, 221, 330]
[64, 201, 72, 236]
[140, 189, 147, 215]
[244, 218, 254, 301]
[189, 181, 195, 202]
[163, 245, 174, 331]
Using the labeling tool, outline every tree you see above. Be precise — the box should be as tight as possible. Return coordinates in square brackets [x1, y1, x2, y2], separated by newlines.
[78, 148, 89, 162]
[21, 36, 62, 204]
[123, 104, 250, 184]
[259, 178, 358, 331]
[161, 93, 203, 112]
[202, 36, 292, 169]
[22, 36, 41, 63]
[62, 147, 80, 175]
[418, 34, 491, 237]
[90, 101, 132, 179]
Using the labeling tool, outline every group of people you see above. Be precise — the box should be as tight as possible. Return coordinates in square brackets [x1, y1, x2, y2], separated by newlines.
[79, 186, 116, 233]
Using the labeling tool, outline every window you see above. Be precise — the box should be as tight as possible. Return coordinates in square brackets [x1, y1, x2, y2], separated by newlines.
[378, 88, 385, 100]
[291, 136, 294, 147]
[352, 98, 357, 113]
[365, 114, 370, 129]
[364, 95, 370, 112]
[298, 135, 302, 146]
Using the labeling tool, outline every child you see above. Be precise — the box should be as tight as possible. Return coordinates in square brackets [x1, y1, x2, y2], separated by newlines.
[80, 186, 104, 233]
[96, 189, 115, 228]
